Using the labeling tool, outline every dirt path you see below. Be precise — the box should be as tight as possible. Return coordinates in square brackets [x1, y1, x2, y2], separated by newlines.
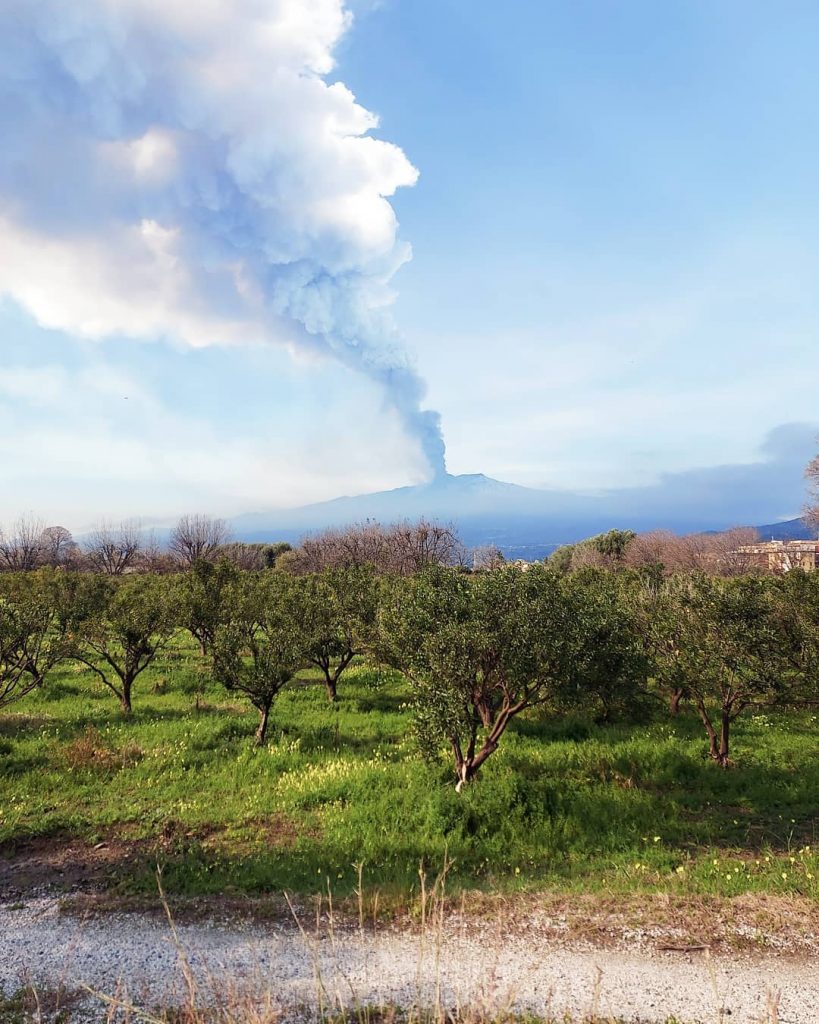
[2, 896, 818, 1022]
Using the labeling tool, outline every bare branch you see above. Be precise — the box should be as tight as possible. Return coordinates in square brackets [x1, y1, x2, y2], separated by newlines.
[0, 515, 49, 572]
[169, 515, 231, 567]
[84, 521, 142, 575]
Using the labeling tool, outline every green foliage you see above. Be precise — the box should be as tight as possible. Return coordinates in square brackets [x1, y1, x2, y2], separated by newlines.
[218, 541, 292, 570]
[645, 572, 809, 764]
[546, 530, 636, 572]
[778, 568, 819, 681]
[2, 562, 819, 907]
[211, 572, 305, 744]
[288, 564, 380, 700]
[0, 570, 70, 709]
[545, 544, 574, 573]
[590, 528, 637, 560]
[3, 650, 819, 902]
[381, 565, 594, 788]
[177, 558, 239, 656]
[560, 568, 652, 722]
[55, 573, 177, 714]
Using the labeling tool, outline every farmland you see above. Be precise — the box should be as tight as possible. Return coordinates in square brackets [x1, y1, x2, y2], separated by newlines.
[3, 639, 818, 906]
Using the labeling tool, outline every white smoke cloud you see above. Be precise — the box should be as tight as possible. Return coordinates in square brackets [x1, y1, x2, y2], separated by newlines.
[0, 339, 424, 526]
[0, 0, 446, 473]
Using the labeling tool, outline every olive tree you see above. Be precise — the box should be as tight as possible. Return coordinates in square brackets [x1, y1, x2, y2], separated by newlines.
[0, 571, 69, 708]
[560, 568, 651, 722]
[778, 569, 819, 689]
[211, 573, 305, 745]
[289, 565, 379, 701]
[177, 558, 238, 657]
[380, 565, 582, 790]
[649, 574, 802, 765]
[637, 574, 691, 715]
[0, 603, 36, 709]
[61, 574, 177, 714]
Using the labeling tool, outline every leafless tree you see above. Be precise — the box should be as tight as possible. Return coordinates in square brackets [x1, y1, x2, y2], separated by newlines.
[703, 526, 760, 575]
[387, 519, 466, 574]
[673, 532, 714, 572]
[625, 526, 760, 575]
[285, 521, 388, 574]
[136, 531, 178, 574]
[39, 526, 80, 568]
[285, 519, 464, 576]
[568, 544, 608, 570]
[169, 514, 231, 567]
[624, 529, 681, 571]
[0, 515, 46, 571]
[472, 545, 506, 571]
[84, 521, 142, 575]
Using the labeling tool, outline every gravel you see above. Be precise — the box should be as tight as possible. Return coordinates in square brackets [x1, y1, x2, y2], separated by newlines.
[2, 895, 817, 1022]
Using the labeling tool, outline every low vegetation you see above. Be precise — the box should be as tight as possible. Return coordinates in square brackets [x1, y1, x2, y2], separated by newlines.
[1, 514, 818, 908]
[2, 641, 819, 902]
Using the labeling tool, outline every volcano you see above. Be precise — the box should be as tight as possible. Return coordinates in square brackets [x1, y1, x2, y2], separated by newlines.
[231, 472, 591, 559]
[229, 468, 806, 560]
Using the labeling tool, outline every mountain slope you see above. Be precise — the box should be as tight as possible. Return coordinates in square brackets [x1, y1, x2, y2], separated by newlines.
[754, 517, 816, 541]
[230, 472, 666, 559]
[229, 469, 809, 561]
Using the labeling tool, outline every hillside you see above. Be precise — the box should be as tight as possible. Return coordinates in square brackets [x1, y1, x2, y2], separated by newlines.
[754, 517, 816, 541]
[232, 473, 608, 559]
[230, 471, 802, 559]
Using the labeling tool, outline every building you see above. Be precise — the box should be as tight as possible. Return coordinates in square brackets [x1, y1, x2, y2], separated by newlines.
[738, 540, 819, 573]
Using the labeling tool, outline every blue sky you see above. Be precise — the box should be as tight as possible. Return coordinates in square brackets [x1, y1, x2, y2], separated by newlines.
[0, 0, 817, 528]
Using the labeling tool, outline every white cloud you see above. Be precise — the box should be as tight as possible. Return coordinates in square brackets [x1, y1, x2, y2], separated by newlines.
[0, 0, 443, 472]
[0, 217, 261, 346]
[0, 351, 424, 528]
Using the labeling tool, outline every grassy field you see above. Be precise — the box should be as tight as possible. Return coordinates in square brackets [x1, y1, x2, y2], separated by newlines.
[2, 636, 818, 903]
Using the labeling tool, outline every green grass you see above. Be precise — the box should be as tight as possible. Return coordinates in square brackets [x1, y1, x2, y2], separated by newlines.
[2, 636, 819, 901]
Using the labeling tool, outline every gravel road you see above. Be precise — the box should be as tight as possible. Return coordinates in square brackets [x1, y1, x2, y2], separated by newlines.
[2, 896, 817, 1022]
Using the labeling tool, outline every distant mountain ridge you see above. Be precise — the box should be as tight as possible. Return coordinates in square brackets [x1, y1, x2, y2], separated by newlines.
[232, 473, 569, 559]
[229, 471, 810, 561]
[754, 517, 816, 541]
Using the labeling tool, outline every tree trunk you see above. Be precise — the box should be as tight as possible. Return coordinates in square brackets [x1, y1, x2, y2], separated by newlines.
[452, 737, 471, 793]
[322, 652, 353, 702]
[255, 704, 271, 746]
[695, 698, 720, 762]
[120, 678, 133, 715]
[454, 760, 473, 794]
[453, 737, 501, 793]
[716, 709, 731, 767]
[669, 689, 684, 716]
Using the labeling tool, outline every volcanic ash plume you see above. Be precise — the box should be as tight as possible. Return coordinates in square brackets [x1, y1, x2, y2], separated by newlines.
[0, 0, 446, 477]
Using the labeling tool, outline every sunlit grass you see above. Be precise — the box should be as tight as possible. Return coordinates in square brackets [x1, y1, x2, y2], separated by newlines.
[2, 634, 818, 901]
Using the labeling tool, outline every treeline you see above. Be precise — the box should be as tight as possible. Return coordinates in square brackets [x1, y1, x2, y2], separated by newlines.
[0, 514, 466, 576]
[2, 555, 818, 786]
[0, 515, 292, 574]
[0, 513, 799, 578]
[547, 526, 764, 575]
